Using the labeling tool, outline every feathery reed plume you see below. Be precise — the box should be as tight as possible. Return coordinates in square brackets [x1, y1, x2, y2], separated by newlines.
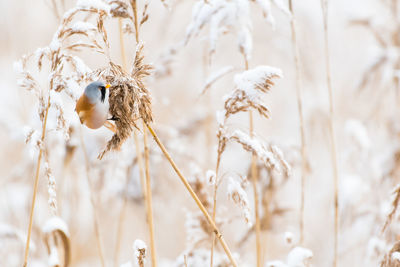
[96, 53, 153, 159]
[210, 65, 283, 266]
[15, 59, 52, 266]
[288, 0, 309, 244]
[320, 1, 340, 266]
[43, 217, 71, 267]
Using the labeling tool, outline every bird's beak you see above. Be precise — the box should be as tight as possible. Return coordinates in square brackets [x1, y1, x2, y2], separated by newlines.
[105, 84, 111, 89]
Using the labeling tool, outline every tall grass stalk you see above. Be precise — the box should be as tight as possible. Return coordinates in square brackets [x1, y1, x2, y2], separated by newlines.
[130, 1, 158, 265]
[145, 123, 239, 267]
[113, 18, 148, 267]
[143, 120, 157, 267]
[210, 153, 221, 267]
[244, 54, 261, 267]
[288, 0, 308, 244]
[320, 1, 339, 266]
[249, 110, 261, 267]
[23, 94, 51, 267]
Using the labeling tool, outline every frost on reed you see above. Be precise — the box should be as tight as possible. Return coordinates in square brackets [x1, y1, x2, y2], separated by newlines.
[184, 0, 290, 62]
[266, 246, 313, 267]
[133, 239, 147, 267]
[216, 66, 285, 163]
[43, 217, 70, 267]
[227, 176, 252, 226]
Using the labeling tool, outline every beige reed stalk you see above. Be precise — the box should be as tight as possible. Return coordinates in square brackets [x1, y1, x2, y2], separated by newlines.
[288, 0, 308, 244]
[23, 94, 51, 267]
[80, 129, 106, 267]
[145, 123, 238, 267]
[210, 153, 221, 267]
[130, 1, 158, 266]
[142, 120, 157, 267]
[244, 55, 262, 267]
[320, 1, 339, 266]
[113, 18, 147, 267]
[249, 109, 261, 267]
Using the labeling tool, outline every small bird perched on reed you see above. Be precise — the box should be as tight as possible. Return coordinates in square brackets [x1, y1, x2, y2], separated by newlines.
[75, 81, 116, 132]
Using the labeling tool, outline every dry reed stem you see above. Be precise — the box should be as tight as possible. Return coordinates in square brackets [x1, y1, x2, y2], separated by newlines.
[113, 17, 147, 267]
[243, 53, 261, 267]
[143, 120, 157, 267]
[210, 154, 221, 267]
[23, 94, 51, 267]
[145, 123, 238, 267]
[80, 129, 106, 267]
[289, 0, 308, 245]
[130, 1, 158, 265]
[249, 110, 261, 267]
[130, 0, 139, 43]
[184, 255, 188, 267]
[321, 1, 339, 266]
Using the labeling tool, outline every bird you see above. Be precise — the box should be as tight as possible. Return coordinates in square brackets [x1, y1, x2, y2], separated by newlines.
[75, 81, 116, 132]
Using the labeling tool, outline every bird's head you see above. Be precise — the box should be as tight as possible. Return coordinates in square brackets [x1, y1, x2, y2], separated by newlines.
[84, 81, 111, 104]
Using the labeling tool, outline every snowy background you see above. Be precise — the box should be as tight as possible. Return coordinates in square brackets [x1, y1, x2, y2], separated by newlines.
[1, 0, 399, 266]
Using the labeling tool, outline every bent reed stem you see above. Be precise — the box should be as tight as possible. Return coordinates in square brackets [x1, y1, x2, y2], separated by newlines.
[145, 123, 238, 267]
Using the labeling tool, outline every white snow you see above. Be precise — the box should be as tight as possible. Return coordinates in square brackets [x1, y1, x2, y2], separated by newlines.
[120, 262, 133, 267]
[77, 0, 110, 13]
[287, 247, 313, 267]
[42, 217, 69, 236]
[227, 176, 252, 226]
[234, 65, 283, 100]
[133, 239, 147, 260]
[345, 119, 371, 151]
[48, 246, 60, 267]
[392, 251, 400, 262]
[70, 21, 96, 32]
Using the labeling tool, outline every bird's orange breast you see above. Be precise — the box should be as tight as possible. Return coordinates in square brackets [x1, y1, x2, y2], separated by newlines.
[75, 95, 94, 124]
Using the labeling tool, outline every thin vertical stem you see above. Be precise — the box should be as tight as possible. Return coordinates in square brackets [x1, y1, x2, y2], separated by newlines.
[210, 154, 221, 267]
[23, 94, 51, 267]
[113, 17, 147, 267]
[130, 1, 158, 265]
[289, 0, 308, 245]
[130, 0, 139, 43]
[80, 129, 106, 267]
[143, 120, 157, 267]
[249, 110, 261, 267]
[320, 1, 339, 266]
[243, 54, 261, 267]
[145, 123, 238, 267]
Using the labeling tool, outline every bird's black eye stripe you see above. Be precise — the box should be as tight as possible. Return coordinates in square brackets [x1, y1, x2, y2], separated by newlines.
[100, 86, 106, 102]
